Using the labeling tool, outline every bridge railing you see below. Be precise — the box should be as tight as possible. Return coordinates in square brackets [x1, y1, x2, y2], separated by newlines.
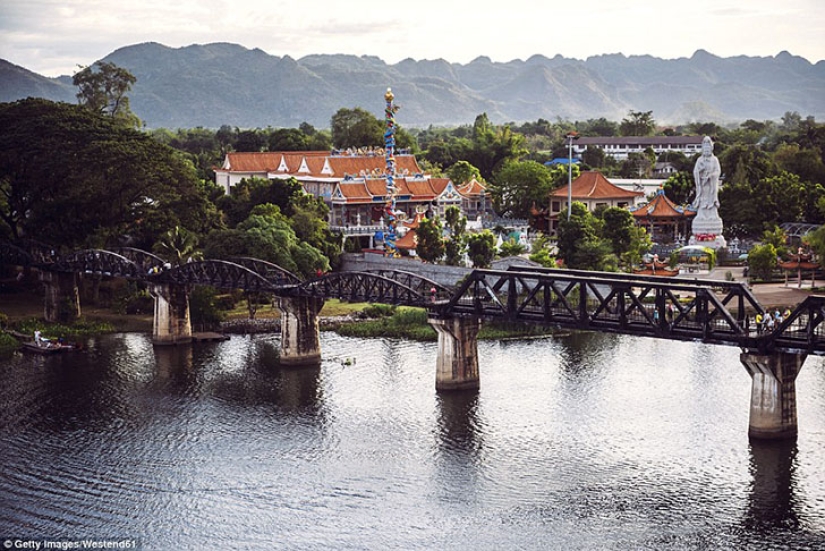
[434, 268, 773, 349]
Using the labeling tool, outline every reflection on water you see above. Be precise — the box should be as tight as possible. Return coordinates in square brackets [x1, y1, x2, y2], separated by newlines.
[746, 440, 799, 530]
[1, 331, 824, 550]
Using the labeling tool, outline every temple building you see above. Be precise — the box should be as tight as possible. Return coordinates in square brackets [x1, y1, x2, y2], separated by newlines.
[214, 149, 494, 251]
[544, 171, 645, 233]
[629, 189, 696, 244]
[214, 149, 490, 226]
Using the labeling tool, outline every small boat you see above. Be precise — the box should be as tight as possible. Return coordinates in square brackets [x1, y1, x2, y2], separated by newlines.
[21, 341, 77, 355]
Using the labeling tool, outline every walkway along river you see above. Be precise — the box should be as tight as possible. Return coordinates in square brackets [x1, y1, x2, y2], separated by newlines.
[1, 330, 824, 549]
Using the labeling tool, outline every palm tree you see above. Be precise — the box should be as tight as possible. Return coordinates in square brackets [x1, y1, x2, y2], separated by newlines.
[154, 226, 202, 266]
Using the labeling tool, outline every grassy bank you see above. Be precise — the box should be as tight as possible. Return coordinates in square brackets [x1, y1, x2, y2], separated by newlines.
[331, 305, 558, 342]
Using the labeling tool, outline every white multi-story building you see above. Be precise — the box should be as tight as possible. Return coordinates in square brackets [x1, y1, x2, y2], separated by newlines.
[571, 136, 704, 161]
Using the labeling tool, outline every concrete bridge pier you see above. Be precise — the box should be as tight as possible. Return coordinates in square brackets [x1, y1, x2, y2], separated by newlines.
[429, 316, 481, 391]
[740, 351, 805, 440]
[149, 282, 192, 346]
[39, 270, 81, 323]
[278, 296, 325, 366]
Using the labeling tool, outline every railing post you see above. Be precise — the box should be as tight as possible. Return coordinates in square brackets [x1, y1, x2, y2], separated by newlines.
[579, 282, 588, 326]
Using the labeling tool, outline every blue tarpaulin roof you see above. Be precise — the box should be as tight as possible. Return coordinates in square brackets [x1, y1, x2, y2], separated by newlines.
[545, 158, 581, 166]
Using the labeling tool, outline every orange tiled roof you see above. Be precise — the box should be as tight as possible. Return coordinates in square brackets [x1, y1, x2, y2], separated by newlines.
[220, 151, 421, 179]
[457, 178, 488, 197]
[400, 178, 437, 198]
[631, 190, 695, 219]
[429, 177, 451, 196]
[550, 171, 644, 200]
[333, 175, 460, 204]
[336, 182, 373, 201]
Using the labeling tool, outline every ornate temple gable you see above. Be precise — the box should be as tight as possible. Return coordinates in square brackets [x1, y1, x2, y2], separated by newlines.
[298, 157, 311, 173]
[321, 158, 334, 176]
[434, 179, 460, 202]
[276, 155, 289, 172]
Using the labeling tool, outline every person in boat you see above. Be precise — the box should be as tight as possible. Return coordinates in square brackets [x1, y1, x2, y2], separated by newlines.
[755, 313, 763, 334]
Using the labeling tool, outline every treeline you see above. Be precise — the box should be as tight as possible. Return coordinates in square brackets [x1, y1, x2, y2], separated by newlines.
[152, 107, 825, 238]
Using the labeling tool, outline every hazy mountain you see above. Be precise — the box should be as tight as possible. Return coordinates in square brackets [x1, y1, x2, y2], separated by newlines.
[2, 42, 823, 129]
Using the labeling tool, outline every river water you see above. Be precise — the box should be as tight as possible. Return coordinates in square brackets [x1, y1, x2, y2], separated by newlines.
[1, 330, 824, 550]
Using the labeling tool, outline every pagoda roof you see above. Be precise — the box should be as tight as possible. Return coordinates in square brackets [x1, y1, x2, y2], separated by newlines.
[549, 171, 644, 200]
[631, 189, 696, 219]
[457, 178, 489, 197]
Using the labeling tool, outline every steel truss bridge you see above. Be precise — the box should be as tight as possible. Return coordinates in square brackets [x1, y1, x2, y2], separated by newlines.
[0, 242, 451, 307]
[4, 241, 825, 354]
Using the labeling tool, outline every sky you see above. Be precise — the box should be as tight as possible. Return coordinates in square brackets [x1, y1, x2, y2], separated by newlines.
[1, 0, 824, 77]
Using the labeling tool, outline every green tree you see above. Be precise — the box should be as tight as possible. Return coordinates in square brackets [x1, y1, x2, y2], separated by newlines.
[216, 176, 304, 228]
[446, 160, 482, 185]
[582, 146, 607, 168]
[662, 172, 695, 205]
[466, 230, 496, 268]
[600, 207, 635, 258]
[557, 202, 609, 270]
[747, 243, 777, 280]
[443, 206, 467, 266]
[619, 110, 655, 136]
[761, 226, 789, 259]
[489, 160, 553, 219]
[153, 226, 203, 266]
[499, 237, 527, 257]
[465, 113, 529, 181]
[72, 61, 140, 128]
[331, 107, 385, 149]
[415, 217, 445, 263]
[804, 224, 825, 262]
[528, 233, 556, 267]
[0, 98, 218, 249]
[203, 207, 328, 278]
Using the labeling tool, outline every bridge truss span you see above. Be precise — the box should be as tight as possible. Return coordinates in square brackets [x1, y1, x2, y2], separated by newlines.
[154, 260, 280, 293]
[431, 268, 814, 351]
[287, 271, 428, 306]
[54, 249, 145, 279]
[366, 269, 453, 301]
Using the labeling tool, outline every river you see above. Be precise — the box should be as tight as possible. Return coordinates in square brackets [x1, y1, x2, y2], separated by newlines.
[1, 330, 824, 550]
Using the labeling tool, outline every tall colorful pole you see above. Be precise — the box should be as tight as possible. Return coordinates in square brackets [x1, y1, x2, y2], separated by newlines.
[383, 87, 399, 257]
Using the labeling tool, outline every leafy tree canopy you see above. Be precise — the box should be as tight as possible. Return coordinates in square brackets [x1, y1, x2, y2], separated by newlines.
[466, 230, 496, 268]
[415, 217, 445, 263]
[0, 98, 218, 249]
[72, 61, 140, 128]
[490, 160, 553, 219]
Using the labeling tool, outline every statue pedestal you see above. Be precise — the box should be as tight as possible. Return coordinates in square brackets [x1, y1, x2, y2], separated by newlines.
[689, 234, 727, 250]
[690, 208, 725, 249]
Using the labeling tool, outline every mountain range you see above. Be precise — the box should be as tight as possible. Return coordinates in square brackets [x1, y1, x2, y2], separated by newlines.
[2, 42, 824, 130]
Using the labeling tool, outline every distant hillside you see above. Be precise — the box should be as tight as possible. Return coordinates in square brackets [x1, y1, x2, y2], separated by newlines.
[2, 42, 823, 129]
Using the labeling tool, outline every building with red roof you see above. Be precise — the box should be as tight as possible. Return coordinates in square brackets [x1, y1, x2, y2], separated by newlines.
[545, 171, 645, 233]
[630, 189, 695, 244]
